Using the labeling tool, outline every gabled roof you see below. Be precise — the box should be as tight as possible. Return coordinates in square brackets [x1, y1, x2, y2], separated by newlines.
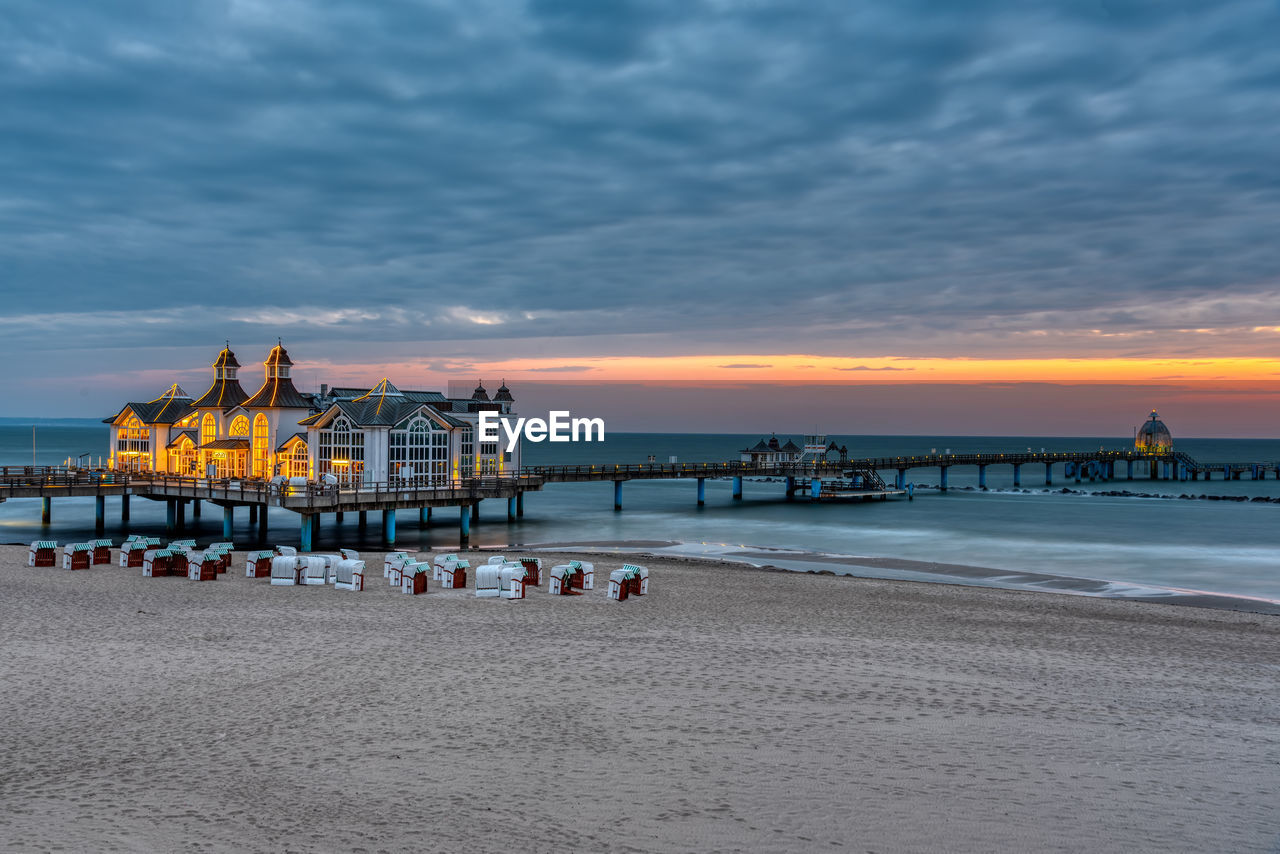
[276, 432, 307, 452]
[779, 440, 801, 452]
[166, 430, 198, 449]
[306, 398, 466, 431]
[105, 389, 196, 426]
[203, 438, 250, 450]
[191, 375, 249, 409]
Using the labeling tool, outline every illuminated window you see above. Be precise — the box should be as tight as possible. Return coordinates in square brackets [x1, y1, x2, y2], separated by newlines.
[201, 413, 216, 445]
[288, 442, 309, 479]
[317, 417, 364, 483]
[116, 415, 151, 470]
[390, 415, 450, 485]
[252, 413, 269, 477]
[230, 415, 250, 437]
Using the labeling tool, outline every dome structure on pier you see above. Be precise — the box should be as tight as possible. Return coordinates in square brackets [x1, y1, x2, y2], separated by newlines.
[1135, 409, 1172, 454]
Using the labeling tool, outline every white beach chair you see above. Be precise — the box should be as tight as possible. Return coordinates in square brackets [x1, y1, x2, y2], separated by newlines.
[517, 557, 542, 586]
[63, 543, 93, 570]
[270, 556, 299, 586]
[208, 541, 234, 552]
[339, 548, 359, 560]
[432, 553, 459, 581]
[474, 563, 503, 598]
[275, 545, 297, 557]
[621, 563, 648, 595]
[608, 568, 631, 601]
[311, 553, 341, 585]
[385, 551, 409, 580]
[573, 560, 594, 590]
[300, 556, 329, 586]
[499, 563, 527, 600]
[334, 559, 365, 591]
[91, 539, 113, 565]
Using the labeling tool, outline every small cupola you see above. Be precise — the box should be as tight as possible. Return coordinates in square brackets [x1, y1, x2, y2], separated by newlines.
[472, 380, 490, 401]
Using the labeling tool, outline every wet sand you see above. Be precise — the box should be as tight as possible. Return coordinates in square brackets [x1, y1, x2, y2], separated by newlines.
[1, 544, 1277, 853]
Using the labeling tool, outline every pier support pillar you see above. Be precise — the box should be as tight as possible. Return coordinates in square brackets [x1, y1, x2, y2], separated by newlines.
[732, 476, 743, 501]
[249, 504, 257, 523]
[471, 501, 480, 523]
[517, 491, 524, 517]
[1045, 463, 1053, 486]
[460, 505, 471, 543]
[1127, 460, 1133, 480]
[421, 506, 430, 524]
[165, 500, 176, 534]
[257, 505, 268, 541]
[1012, 464, 1021, 487]
[41, 496, 51, 525]
[358, 510, 367, 528]
[176, 500, 186, 532]
[311, 513, 320, 543]
[698, 478, 706, 505]
[94, 495, 105, 531]
[785, 476, 796, 500]
[223, 506, 233, 541]
[508, 496, 516, 520]
[300, 513, 313, 552]
[614, 480, 623, 511]
[810, 477, 822, 499]
[192, 499, 201, 518]
[1074, 463, 1082, 484]
[939, 467, 949, 491]
[121, 493, 130, 522]
[383, 509, 396, 546]
[335, 511, 344, 522]
[978, 465, 987, 489]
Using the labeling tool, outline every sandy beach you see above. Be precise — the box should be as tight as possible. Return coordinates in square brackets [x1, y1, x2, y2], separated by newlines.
[1, 544, 1277, 853]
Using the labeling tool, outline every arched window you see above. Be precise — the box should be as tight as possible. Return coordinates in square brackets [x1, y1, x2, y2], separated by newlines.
[201, 413, 216, 445]
[116, 415, 151, 471]
[229, 415, 250, 437]
[390, 415, 450, 485]
[252, 413, 269, 477]
[289, 442, 309, 479]
[317, 416, 365, 483]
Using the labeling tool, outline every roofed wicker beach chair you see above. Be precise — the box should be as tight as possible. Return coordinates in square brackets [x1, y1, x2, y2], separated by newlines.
[607, 564, 649, 600]
[571, 560, 593, 590]
[208, 541, 234, 553]
[607, 568, 630, 601]
[142, 549, 172, 577]
[384, 551, 409, 580]
[432, 553, 459, 581]
[168, 549, 189, 575]
[549, 563, 580, 596]
[400, 561, 430, 595]
[188, 551, 218, 581]
[91, 539, 113, 565]
[474, 562, 504, 598]
[270, 556, 300, 586]
[300, 556, 329, 586]
[28, 541, 57, 567]
[311, 554, 341, 585]
[274, 545, 297, 557]
[624, 563, 649, 595]
[63, 543, 93, 570]
[245, 550, 275, 578]
[518, 557, 542, 586]
[334, 559, 365, 591]
[500, 563, 528, 599]
[169, 539, 197, 550]
[339, 548, 359, 560]
[121, 538, 160, 567]
[439, 558, 468, 589]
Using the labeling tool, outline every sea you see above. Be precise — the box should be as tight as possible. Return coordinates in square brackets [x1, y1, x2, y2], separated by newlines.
[3, 419, 1278, 607]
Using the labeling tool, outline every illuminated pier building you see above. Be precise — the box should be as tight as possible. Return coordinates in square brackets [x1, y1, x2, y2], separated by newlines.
[105, 345, 518, 483]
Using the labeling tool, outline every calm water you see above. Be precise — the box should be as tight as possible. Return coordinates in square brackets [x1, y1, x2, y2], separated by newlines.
[3, 420, 1278, 601]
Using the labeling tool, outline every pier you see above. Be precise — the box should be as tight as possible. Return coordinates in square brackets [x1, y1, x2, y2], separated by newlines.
[3, 446, 1276, 550]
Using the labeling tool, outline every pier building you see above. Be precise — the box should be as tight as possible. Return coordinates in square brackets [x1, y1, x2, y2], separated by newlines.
[105, 345, 520, 484]
[1135, 409, 1173, 454]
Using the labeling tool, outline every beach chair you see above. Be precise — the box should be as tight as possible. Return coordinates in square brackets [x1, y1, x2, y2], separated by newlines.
[334, 559, 365, 592]
[500, 563, 528, 600]
[120, 539, 153, 567]
[91, 539, 113, 565]
[439, 558, 468, 589]
[270, 556, 300, 586]
[311, 554, 342, 585]
[384, 551, 409, 580]
[169, 550, 189, 575]
[401, 561, 430, 595]
[189, 552, 218, 581]
[608, 568, 632, 601]
[245, 550, 275, 578]
[549, 564, 582, 596]
[208, 541, 234, 553]
[29, 541, 57, 567]
[621, 563, 648, 595]
[143, 549, 171, 577]
[300, 556, 329, 586]
[339, 548, 359, 560]
[274, 545, 297, 557]
[432, 553, 459, 581]
[169, 539, 197, 550]
[569, 560, 593, 590]
[474, 563, 504, 598]
[518, 557, 542, 586]
[63, 543, 93, 570]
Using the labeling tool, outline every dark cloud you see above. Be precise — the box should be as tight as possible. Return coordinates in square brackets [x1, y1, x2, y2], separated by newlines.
[718, 363, 773, 369]
[1, 0, 1279, 408]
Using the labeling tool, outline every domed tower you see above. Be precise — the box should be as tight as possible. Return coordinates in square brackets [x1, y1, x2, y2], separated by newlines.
[493, 380, 514, 414]
[471, 381, 489, 402]
[243, 343, 308, 409]
[191, 346, 249, 409]
[1135, 409, 1173, 454]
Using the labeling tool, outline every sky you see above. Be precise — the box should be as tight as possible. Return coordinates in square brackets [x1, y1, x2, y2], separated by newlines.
[2, 0, 1278, 434]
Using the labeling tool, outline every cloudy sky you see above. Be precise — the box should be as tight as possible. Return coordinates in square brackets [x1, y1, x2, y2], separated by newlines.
[3, 0, 1278, 433]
